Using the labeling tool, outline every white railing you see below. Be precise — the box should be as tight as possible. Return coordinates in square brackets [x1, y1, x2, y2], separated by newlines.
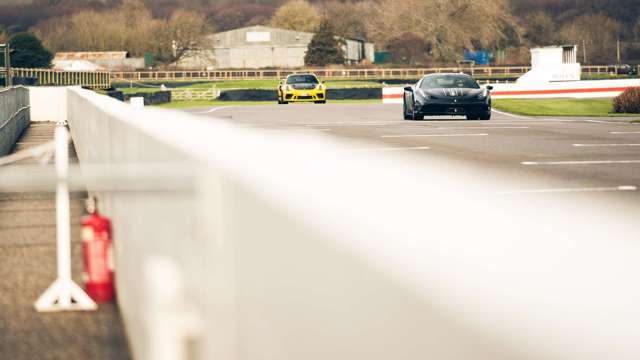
[0, 86, 30, 156]
[12, 86, 637, 360]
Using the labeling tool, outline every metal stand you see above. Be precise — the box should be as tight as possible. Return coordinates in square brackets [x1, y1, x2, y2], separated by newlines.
[34, 123, 97, 312]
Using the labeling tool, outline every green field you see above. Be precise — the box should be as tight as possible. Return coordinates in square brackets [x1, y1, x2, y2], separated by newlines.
[493, 98, 639, 117]
[116, 79, 384, 94]
[154, 98, 380, 109]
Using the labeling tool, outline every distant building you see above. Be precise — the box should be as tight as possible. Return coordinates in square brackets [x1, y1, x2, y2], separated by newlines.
[53, 51, 145, 71]
[517, 45, 580, 84]
[175, 25, 375, 70]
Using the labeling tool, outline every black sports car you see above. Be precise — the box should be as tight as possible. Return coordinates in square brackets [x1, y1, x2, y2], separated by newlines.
[403, 73, 493, 120]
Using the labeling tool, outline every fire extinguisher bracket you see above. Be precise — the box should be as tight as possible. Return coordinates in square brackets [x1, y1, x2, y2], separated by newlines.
[34, 123, 97, 312]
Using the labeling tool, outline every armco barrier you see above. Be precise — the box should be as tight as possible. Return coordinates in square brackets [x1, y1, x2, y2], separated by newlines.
[64, 87, 640, 360]
[0, 86, 30, 156]
[217, 88, 381, 102]
[123, 91, 171, 105]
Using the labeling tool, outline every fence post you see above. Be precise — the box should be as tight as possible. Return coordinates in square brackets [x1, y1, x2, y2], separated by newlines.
[34, 124, 97, 312]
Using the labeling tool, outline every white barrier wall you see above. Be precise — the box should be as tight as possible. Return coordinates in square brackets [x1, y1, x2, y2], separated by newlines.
[489, 79, 640, 99]
[382, 87, 404, 104]
[66, 87, 640, 360]
[28, 87, 68, 122]
[383, 79, 640, 102]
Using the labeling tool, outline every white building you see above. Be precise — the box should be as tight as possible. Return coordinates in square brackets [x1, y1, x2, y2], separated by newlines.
[175, 25, 375, 70]
[517, 45, 581, 84]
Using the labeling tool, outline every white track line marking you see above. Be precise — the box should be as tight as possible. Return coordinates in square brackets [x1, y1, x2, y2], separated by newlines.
[305, 121, 399, 127]
[346, 146, 431, 152]
[194, 106, 234, 114]
[585, 120, 620, 124]
[381, 133, 489, 138]
[491, 109, 531, 119]
[573, 143, 640, 147]
[500, 185, 637, 194]
[436, 126, 529, 130]
[480, 121, 569, 125]
[522, 160, 640, 165]
[611, 131, 640, 134]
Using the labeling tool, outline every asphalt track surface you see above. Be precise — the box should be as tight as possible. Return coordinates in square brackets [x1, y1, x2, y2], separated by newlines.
[186, 102, 640, 204]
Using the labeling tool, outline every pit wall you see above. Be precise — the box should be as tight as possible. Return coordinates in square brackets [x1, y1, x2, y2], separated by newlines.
[0, 87, 30, 156]
[63, 87, 640, 360]
[382, 79, 640, 103]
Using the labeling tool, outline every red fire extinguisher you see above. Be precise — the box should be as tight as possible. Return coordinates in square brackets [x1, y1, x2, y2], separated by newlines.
[82, 196, 115, 303]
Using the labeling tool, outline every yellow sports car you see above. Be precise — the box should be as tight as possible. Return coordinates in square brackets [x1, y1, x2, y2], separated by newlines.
[277, 73, 327, 104]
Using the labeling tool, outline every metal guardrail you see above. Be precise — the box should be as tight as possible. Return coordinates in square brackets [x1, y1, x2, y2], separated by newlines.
[0, 86, 30, 156]
[11, 68, 111, 89]
[110, 65, 635, 82]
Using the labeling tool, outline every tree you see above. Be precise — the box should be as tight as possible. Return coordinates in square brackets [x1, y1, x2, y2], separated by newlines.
[364, 0, 521, 65]
[321, 1, 372, 39]
[0, 27, 7, 44]
[208, 3, 277, 32]
[270, 0, 320, 32]
[559, 13, 622, 63]
[304, 18, 343, 66]
[386, 32, 428, 65]
[32, 0, 211, 65]
[523, 11, 556, 46]
[9, 32, 52, 68]
[157, 9, 211, 63]
[33, 0, 163, 56]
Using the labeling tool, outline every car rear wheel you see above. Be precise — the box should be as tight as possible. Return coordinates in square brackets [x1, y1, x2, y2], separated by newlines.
[315, 100, 326, 104]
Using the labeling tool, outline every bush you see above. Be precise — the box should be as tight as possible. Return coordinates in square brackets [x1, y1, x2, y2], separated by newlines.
[613, 87, 640, 113]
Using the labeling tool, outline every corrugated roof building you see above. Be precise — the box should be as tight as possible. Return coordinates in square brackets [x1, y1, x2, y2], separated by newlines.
[175, 25, 374, 70]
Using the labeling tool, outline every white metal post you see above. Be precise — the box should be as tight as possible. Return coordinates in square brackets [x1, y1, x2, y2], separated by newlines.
[34, 122, 97, 312]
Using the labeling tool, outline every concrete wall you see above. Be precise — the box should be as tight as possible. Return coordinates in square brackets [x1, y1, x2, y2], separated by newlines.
[490, 79, 640, 99]
[382, 79, 640, 102]
[65, 87, 640, 360]
[0, 86, 30, 156]
[28, 87, 67, 122]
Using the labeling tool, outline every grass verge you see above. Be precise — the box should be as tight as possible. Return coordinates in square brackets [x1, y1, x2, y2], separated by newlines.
[493, 98, 639, 117]
[154, 98, 381, 109]
[117, 79, 384, 94]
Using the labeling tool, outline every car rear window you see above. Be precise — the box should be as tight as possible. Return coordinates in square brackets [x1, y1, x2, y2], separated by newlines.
[420, 75, 480, 89]
[287, 75, 319, 84]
